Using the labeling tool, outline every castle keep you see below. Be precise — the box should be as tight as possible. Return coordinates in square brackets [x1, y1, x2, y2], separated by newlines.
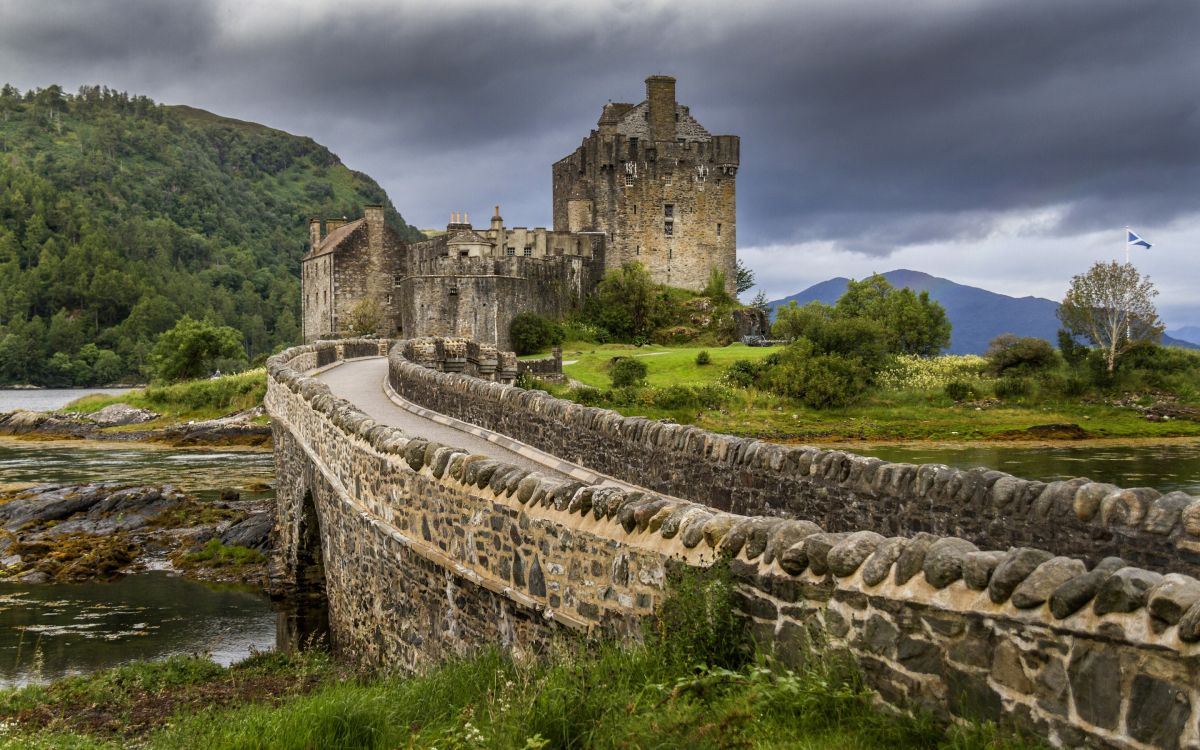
[302, 76, 739, 347]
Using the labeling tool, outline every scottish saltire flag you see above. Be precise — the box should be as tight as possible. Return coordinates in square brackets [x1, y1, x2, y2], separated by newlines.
[1127, 229, 1153, 250]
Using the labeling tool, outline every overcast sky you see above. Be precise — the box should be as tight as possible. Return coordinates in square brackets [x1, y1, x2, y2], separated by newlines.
[2, 0, 1198, 325]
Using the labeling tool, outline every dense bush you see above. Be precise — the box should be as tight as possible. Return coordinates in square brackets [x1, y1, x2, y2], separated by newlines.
[985, 334, 1058, 375]
[695, 350, 711, 366]
[722, 358, 770, 388]
[944, 381, 977, 402]
[994, 376, 1033, 399]
[764, 339, 875, 408]
[1057, 329, 1090, 366]
[876, 354, 987, 391]
[150, 316, 246, 382]
[582, 262, 675, 341]
[609, 357, 648, 388]
[509, 313, 564, 355]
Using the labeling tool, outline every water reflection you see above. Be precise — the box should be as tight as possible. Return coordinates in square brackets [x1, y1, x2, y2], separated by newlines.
[0, 573, 277, 687]
[853, 440, 1200, 493]
[0, 437, 275, 502]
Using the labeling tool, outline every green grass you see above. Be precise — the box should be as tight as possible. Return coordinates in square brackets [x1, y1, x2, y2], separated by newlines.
[550, 344, 1200, 442]
[58, 369, 267, 424]
[180, 539, 265, 568]
[561, 342, 777, 389]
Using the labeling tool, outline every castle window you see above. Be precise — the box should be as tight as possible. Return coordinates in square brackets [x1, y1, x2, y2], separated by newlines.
[663, 204, 674, 218]
[717, 223, 722, 238]
[635, 245, 640, 256]
[664, 221, 673, 237]
[524, 246, 532, 256]
[386, 294, 393, 305]
[448, 286, 458, 296]
[665, 174, 672, 186]
[624, 173, 633, 187]
[506, 247, 515, 257]
[393, 273, 403, 287]
[460, 250, 469, 258]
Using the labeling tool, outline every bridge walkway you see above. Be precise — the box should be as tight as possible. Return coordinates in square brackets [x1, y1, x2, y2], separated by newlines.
[316, 357, 642, 490]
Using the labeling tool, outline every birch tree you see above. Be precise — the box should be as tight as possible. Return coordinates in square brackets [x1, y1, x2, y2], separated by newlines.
[1057, 261, 1164, 373]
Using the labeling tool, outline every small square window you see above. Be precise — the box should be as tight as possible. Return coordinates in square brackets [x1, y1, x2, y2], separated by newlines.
[506, 247, 515, 257]
[624, 174, 633, 187]
[524, 246, 532, 256]
[663, 204, 674, 218]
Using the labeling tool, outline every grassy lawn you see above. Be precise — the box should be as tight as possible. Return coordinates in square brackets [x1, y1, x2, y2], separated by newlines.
[550, 343, 1200, 442]
[57, 370, 267, 426]
[561, 341, 778, 389]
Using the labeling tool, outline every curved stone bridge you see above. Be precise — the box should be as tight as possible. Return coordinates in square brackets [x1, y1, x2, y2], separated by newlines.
[267, 338, 1200, 750]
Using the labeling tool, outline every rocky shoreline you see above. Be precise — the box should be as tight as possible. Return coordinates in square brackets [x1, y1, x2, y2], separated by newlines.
[0, 404, 272, 447]
[0, 482, 273, 586]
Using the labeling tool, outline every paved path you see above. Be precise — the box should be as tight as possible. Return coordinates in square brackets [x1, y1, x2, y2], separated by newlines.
[315, 357, 660, 494]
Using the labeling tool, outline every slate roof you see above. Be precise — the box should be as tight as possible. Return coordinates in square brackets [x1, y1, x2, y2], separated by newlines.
[615, 101, 711, 142]
[305, 218, 366, 259]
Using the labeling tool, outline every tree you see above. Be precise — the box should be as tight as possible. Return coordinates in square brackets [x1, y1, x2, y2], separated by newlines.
[834, 274, 951, 356]
[510, 313, 563, 355]
[749, 291, 769, 313]
[150, 316, 245, 382]
[583, 262, 673, 341]
[1058, 261, 1164, 373]
[735, 259, 755, 296]
[346, 297, 388, 336]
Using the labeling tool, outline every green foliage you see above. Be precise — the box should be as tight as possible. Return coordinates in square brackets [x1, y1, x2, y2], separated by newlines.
[765, 339, 877, 408]
[876, 354, 987, 391]
[1058, 261, 1164, 373]
[62, 368, 266, 421]
[695, 350, 711, 366]
[985, 334, 1059, 375]
[582, 262, 675, 341]
[834, 274, 952, 356]
[0, 84, 420, 386]
[345, 297, 389, 337]
[509, 313, 564, 355]
[723, 357, 770, 388]
[944, 381, 978, 402]
[702, 268, 733, 303]
[653, 562, 751, 670]
[735, 258, 756, 295]
[1057, 329, 1090, 366]
[182, 539, 265, 567]
[994, 376, 1033, 400]
[609, 356, 648, 387]
[149, 316, 245, 382]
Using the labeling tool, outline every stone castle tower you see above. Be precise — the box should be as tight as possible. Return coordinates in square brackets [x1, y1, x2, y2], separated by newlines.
[552, 75, 740, 293]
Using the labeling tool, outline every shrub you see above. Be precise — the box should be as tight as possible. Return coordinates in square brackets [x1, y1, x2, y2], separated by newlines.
[560, 320, 607, 343]
[722, 359, 763, 388]
[944, 381, 976, 402]
[876, 354, 987, 391]
[765, 341, 874, 409]
[566, 386, 603, 405]
[985, 334, 1058, 375]
[609, 357, 648, 388]
[509, 313, 563, 356]
[1057, 329, 1090, 366]
[695, 350, 711, 366]
[994, 376, 1033, 399]
[150, 316, 246, 383]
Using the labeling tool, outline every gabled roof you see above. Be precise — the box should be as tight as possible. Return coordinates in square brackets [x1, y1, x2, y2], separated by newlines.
[305, 218, 366, 259]
[615, 101, 711, 142]
[446, 228, 493, 245]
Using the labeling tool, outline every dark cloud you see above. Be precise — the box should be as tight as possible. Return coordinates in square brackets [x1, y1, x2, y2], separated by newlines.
[1, 0, 1197, 251]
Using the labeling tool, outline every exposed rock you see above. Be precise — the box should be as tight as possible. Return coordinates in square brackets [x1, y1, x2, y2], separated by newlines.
[1147, 574, 1200, 625]
[1010, 556, 1086, 609]
[988, 548, 1054, 604]
[922, 537, 978, 588]
[861, 537, 907, 586]
[1048, 558, 1126, 619]
[220, 512, 273, 551]
[826, 531, 885, 578]
[90, 403, 159, 427]
[894, 532, 939, 585]
[962, 550, 1006, 591]
[1093, 568, 1164, 615]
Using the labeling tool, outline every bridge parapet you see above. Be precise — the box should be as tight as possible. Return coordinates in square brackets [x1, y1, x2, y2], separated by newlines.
[266, 339, 1200, 748]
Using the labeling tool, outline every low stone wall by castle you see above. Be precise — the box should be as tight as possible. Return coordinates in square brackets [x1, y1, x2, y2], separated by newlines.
[266, 339, 1200, 748]
[388, 340, 1200, 580]
[515, 348, 563, 379]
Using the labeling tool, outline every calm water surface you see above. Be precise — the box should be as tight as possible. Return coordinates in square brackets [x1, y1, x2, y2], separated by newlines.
[0, 388, 130, 413]
[852, 441, 1200, 494]
[0, 573, 277, 687]
[0, 437, 275, 501]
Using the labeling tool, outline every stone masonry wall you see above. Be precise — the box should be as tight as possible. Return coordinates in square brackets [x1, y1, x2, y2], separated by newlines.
[388, 340, 1200, 579]
[269, 341, 1200, 749]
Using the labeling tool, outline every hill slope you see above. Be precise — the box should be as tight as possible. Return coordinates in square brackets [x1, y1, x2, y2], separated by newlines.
[768, 269, 1196, 354]
[0, 84, 421, 386]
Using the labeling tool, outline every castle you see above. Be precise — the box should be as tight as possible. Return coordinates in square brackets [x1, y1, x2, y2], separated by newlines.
[301, 75, 740, 349]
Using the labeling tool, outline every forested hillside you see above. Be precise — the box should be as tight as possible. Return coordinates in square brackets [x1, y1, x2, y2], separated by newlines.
[0, 84, 421, 386]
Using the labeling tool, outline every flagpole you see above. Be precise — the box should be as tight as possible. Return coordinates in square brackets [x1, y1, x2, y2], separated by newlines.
[1124, 226, 1130, 265]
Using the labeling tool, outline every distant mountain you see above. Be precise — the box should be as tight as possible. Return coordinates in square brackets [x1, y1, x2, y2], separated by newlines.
[768, 269, 1198, 354]
[1168, 326, 1200, 347]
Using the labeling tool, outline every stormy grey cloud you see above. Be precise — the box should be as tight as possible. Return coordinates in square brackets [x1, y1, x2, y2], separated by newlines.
[2, 0, 1198, 320]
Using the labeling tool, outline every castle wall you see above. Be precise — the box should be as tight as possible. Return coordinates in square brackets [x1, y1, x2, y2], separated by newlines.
[267, 339, 1200, 749]
[396, 255, 591, 349]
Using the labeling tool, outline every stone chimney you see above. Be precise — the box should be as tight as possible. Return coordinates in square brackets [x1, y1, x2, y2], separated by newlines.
[645, 75, 676, 143]
[490, 205, 503, 232]
[326, 218, 347, 234]
[364, 204, 384, 253]
[309, 218, 322, 250]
